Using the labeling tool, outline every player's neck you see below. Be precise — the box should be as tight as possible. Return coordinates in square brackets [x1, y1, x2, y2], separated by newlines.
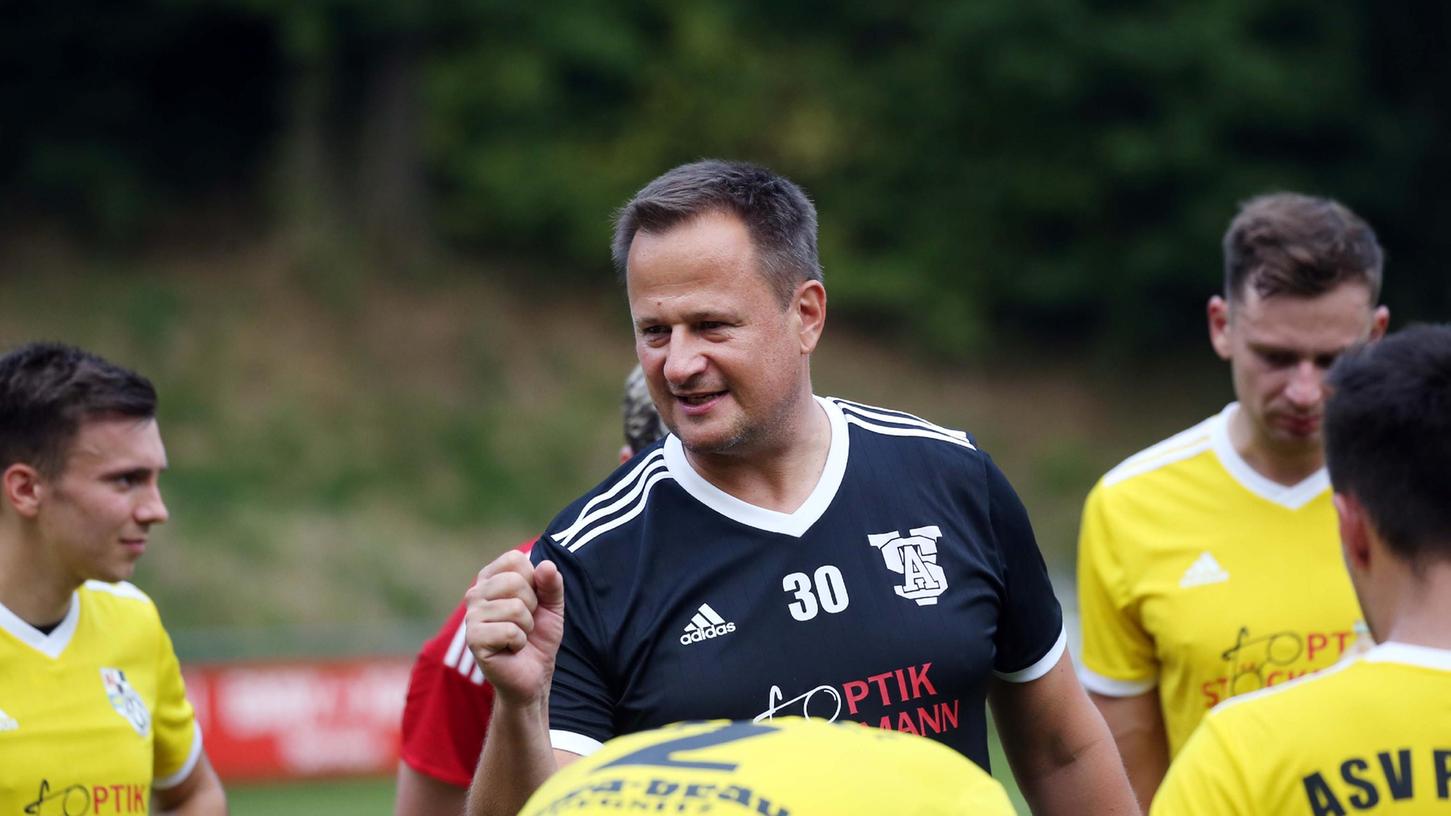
[684, 394, 832, 514]
[1378, 562, 1451, 651]
[0, 529, 78, 628]
[1228, 407, 1323, 486]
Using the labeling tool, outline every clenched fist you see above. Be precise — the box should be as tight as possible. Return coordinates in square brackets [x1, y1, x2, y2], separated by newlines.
[464, 548, 566, 707]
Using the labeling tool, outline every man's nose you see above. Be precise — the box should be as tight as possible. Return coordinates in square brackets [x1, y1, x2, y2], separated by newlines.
[1285, 361, 1324, 408]
[135, 485, 169, 526]
[664, 332, 707, 385]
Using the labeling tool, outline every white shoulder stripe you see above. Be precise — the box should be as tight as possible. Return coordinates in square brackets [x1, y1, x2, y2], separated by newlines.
[82, 580, 150, 602]
[553, 451, 668, 547]
[444, 619, 486, 685]
[566, 469, 673, 552]
[443, 619, 468, 671]
[1101, 415, 1217, 488]
[843, 414, 977, 451]
[834, 399, 973, 443]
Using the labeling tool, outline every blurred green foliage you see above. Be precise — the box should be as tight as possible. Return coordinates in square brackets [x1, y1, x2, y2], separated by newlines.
[3, 0, 1447, 355]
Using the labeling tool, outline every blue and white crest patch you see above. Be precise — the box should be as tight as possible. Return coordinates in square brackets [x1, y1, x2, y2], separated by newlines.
[100, 667, 151, 736]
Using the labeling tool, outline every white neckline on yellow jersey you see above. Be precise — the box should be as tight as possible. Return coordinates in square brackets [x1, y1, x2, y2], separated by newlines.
[1210, 403, 1328, 511]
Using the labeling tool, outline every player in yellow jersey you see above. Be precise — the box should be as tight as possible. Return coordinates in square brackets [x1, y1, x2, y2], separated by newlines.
[1153, 323, 1451, 815]
[0, 343, 225, 815]
[518, 717, 1016, 816]
[1077, 193, 1390, 808]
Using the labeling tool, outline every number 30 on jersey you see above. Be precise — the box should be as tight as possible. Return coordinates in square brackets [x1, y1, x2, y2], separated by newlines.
[783, 565, 849, 621]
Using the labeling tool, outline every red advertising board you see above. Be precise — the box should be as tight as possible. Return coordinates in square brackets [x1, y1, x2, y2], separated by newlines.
[183, 657, 412, 781]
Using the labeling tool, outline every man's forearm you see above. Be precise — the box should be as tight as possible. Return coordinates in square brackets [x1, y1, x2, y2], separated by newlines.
[991, 659, 1139, 816]
[154, 755, 227, 816]
[466, 697, 558, 816]
[1015, 733, 1140, 816]
[1091, 690, 1169, 810]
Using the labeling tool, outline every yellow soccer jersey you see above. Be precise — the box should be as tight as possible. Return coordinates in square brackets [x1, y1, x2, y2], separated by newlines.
[0, 581, 201, 816]
[1077, 404, 1365, 757]
[1152, 643, 1451, 815]
[520, 717, 1016, 816]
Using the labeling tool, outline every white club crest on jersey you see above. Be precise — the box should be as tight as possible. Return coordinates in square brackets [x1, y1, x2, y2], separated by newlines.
[0, 706, 17, 732]
[680, 603, 737, 645]
[868, 526, 949, 605]
[100, 667, 151, 736]
[1180, 551, 1231, 588]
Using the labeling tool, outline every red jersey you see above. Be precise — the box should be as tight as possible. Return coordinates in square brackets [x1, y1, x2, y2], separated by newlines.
[399, 539, 535, 786]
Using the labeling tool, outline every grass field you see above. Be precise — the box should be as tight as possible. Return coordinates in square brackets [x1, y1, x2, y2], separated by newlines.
[227, 777, 396, 815]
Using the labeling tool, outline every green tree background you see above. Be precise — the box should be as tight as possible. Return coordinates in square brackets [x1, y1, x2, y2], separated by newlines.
[5, 0, 1446, 355]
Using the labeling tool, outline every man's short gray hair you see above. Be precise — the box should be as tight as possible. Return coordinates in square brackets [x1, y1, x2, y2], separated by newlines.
[612, 160, 823, 305]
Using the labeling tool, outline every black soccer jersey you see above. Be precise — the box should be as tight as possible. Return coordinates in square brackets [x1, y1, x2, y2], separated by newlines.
[534, 396, 1064, 770]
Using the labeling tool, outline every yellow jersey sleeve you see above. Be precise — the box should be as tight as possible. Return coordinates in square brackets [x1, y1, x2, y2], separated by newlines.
[522, 718, 1016, 816]
[1077, 482, 1158, 691]
[150, 621, 201, 788]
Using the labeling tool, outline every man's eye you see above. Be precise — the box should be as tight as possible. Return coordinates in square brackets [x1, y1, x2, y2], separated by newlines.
[1260, 351, 1296, 368]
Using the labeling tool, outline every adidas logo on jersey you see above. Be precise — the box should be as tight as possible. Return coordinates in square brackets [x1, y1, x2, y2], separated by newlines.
[1180, 552, 1230, 588]
[680, 603, 736, 645]
[0, 707, 17, 732]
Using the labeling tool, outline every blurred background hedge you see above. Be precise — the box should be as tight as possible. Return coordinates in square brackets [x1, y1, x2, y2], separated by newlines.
[5, 0, 1446, 358]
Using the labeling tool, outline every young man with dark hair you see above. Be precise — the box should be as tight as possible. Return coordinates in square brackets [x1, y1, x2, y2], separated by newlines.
[1152, 323, 1451, 815]
[0, 342, 226, 814]
[394, 365, 665, 816]
[464, 160, 1136, 816]
[1077, 192, 1391, 807]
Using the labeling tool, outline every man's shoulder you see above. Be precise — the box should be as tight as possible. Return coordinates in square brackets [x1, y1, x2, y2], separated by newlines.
[1094, 411, 1225, 496]
[826, 396, 988, 483]
[79, 580, 160, 620]
[827, 396, 980, 456]
[72, 582, 171, 664]
[1203, 654, 1365, 734]
[1211, 644, 1451, 731]
[541, 443, 676, 559]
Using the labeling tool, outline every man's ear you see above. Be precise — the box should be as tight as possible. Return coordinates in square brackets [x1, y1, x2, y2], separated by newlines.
[3, 464, 45, 519]
[1369, 304, 1390, 341]
[1334, 492, 1372, 573]
[793, 280, 827, 355]
[1207, 295, 1232, 361]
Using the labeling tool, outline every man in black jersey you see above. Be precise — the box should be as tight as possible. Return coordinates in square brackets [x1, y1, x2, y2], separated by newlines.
[463, 161, 1136, 816]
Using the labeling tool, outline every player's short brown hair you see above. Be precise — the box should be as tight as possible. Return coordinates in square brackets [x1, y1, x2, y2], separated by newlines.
[0, 342, 157, 477]
[1222, 193, 1383, 303]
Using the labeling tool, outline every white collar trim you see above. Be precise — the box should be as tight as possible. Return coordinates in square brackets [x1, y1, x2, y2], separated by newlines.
[663, 395, 848, 537]
[0, 591, 80, 659]
[1364, 641, 1451, 672]
[1210, 403, 1328, 510]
